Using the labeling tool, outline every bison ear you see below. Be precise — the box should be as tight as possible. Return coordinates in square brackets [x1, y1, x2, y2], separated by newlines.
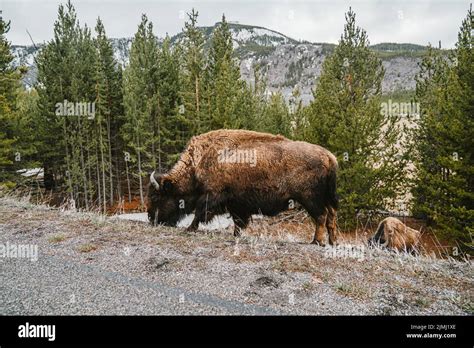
[160, 176, 174, 193]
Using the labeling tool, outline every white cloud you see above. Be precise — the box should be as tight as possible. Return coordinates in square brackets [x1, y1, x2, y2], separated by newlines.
[3, 0, 471, 47]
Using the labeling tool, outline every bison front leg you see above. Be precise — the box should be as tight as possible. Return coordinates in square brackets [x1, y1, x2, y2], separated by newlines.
[186, 194, 216, 232]
[187, 211, 217, 232]
[186, 215, 200, 232]
[230, 212, 250, 237]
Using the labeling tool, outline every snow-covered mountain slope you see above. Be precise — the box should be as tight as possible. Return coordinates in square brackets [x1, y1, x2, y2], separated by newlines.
[11, 23, 428, 102]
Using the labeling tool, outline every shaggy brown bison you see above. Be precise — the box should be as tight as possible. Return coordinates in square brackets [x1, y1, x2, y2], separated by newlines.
[368, 217, 421, 252]
[146, 129, 338, 245]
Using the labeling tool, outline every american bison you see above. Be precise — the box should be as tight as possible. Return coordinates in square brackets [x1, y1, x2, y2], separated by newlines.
[368, 217, 421, 252]
[146, 129, 338, 245]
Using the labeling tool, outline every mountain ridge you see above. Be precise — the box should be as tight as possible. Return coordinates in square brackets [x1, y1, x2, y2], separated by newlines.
[11, 23, 440, 103]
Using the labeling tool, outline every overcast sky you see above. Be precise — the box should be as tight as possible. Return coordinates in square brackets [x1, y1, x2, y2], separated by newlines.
[2, 0, 471, 48]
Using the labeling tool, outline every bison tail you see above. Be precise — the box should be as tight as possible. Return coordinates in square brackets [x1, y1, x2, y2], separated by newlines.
[327, 168, 338, 211]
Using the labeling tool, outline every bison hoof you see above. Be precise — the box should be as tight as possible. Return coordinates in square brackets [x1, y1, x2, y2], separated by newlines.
[311, 239, 326, 247]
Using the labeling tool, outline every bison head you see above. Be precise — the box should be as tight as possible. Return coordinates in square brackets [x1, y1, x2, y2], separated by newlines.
[367, 222, 387, 248]
[146, 171, 183, 226]
[368, 234, 387, 247]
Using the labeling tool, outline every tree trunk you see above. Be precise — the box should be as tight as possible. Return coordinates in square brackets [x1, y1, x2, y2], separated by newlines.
[137, 136, 144, 206]
[125, 156, 131, 203]
[96, 145, 102, 211]
[78, 118, 89, 210]
[99, 120, 107, 214]
[107, 114, 114, 206]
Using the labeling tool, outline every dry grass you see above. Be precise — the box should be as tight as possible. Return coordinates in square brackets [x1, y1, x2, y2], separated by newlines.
[48, 234, 66, 243]
[241, 210, 460, 260]
[335, 282, 371, 300]
[78, 243, 98, 253]
[1, 188, 458, 259]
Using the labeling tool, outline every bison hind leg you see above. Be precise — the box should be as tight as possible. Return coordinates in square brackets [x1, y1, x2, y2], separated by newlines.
[326, 206, 337, 246]
[300, 200, 328, 246]
[311, 213, 328, 246]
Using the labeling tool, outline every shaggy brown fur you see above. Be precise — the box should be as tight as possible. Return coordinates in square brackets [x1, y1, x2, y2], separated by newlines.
[368, 217, 421, 252]
[147, 129, 339, 245]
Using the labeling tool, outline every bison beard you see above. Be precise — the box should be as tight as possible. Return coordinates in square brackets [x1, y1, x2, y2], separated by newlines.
[146, 129, 339, 246]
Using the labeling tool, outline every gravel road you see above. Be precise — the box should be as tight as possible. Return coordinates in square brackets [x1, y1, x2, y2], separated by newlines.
[0, 253, 278, 315]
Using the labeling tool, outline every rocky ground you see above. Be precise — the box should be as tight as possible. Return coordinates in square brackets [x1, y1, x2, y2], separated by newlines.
[0, 196, 472, 315]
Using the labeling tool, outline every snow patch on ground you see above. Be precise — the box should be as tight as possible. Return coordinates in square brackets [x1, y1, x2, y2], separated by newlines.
[114, 212, 267, 231]
[114, 212, 234, 230]
[17, 168, 44, 178]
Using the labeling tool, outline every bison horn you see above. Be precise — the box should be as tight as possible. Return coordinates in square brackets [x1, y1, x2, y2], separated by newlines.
[150, 171, 160, 190]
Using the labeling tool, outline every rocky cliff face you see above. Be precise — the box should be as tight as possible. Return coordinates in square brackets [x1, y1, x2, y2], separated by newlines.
[11, 23, 426, 103]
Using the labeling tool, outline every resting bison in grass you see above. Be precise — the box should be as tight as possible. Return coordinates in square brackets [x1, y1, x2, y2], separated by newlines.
[368, 217, 421, 252]
[146, 129, 338, 245]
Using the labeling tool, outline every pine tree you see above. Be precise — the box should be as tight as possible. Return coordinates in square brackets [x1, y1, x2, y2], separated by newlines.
[72, 23, 97, 210]
[0, 15, 23, 182]
[205, 15, 250, 130]
[35, 0, 79, 193]
[412, 6, 473, 248]
[122, 14, 160, 205]
[231, 82, 259, 130]
[245, 63, 267, 131]
[258, 91, 291, 137]
[289, 87, 306, 140]
[35, 1, 99, 209]
[10, 89, 40, 178]
[305, 8, 408, 228]
[157, 35, 187, 167]
[180, 9, 206, 134]
[94, 17, 124, 211]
